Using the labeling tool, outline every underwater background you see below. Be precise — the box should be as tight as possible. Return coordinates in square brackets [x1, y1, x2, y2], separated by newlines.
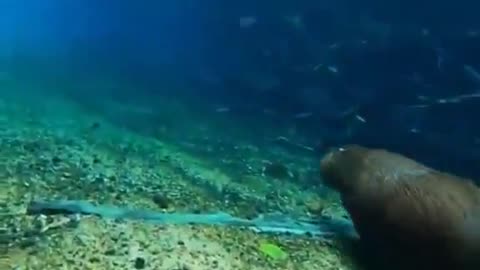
[0, 0, 479, 269]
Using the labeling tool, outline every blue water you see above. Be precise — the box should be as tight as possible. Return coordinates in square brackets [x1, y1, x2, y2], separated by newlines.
[1, 1, 479, 269]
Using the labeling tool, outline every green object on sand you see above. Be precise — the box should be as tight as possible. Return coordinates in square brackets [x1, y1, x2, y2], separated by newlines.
[258, 241, 288, 261]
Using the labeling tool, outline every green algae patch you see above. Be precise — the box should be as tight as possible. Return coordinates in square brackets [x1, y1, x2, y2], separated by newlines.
[258, 241, 288, 261]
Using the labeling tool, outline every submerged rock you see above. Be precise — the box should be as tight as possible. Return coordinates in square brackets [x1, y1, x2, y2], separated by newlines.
[152, 193, 171, 209]
[262, 162, 292, 180]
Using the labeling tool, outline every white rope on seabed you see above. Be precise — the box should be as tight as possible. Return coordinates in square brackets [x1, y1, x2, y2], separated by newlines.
[26, 199, 358, 240]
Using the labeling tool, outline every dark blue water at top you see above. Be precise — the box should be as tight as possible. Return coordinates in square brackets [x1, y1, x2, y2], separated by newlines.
[0, 0, 479, 180]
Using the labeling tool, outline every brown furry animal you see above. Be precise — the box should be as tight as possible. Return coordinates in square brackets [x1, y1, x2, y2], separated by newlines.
[320, 145, 480, 269]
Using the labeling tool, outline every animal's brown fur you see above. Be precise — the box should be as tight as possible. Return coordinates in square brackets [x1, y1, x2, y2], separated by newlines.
[320, 145, 480, 269]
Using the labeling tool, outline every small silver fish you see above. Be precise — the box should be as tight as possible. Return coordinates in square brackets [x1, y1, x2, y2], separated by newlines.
[215, 107, 230, 113]
[355, 114, 366, 123]
[239, 16, 257, 28]
[293, 112, 313, 119]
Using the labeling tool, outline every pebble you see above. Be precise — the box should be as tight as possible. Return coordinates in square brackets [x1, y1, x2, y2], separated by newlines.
[152, 193, 171, 209]
[134, 257, 146, 269]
